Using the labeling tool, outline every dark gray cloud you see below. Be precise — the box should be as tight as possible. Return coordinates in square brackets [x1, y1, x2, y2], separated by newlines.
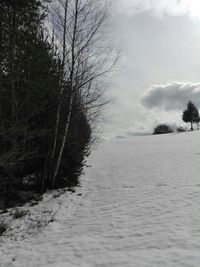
[140, 82, 200, 111]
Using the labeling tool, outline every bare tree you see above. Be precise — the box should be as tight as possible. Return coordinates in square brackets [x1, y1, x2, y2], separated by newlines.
[48, 0, 118, 186]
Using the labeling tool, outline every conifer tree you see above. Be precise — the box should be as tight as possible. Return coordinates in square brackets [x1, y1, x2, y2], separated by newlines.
[0, 0, 59, 191]
[0, 0, 92, 194]
[182, 101, 200, 131]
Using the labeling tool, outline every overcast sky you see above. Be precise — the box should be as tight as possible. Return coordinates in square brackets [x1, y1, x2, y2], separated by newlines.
[103, 0, 200, 138]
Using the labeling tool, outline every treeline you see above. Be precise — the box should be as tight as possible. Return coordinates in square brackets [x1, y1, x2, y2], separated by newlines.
[153, 101, 200, 135]
[0, 0, 113, 195]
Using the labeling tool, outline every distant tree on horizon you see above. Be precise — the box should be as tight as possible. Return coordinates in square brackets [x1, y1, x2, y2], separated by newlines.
[153, 124, 173, 135]
[182, 101, 200, 131]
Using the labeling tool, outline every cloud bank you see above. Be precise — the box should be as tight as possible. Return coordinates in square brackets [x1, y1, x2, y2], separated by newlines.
[140, 82, 200, 111]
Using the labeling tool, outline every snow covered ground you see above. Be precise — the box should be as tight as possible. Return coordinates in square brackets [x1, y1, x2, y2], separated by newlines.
[1, 131, 200, 267]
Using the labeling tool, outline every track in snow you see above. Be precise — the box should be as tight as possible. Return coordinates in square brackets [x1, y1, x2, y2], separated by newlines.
[1, 131, 200, 267]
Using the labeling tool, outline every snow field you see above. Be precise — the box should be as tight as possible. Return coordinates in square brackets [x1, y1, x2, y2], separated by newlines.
[0, 131, 200, 267]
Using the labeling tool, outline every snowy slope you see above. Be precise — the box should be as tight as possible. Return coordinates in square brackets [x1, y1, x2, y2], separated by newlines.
[1, 131, 200, 267]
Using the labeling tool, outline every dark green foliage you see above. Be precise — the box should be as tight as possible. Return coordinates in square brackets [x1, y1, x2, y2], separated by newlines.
[0, 0, 91, 199]
[0, 0, 59, 191]
[182, 101, 200, 131]
[153, 124, 173, 135]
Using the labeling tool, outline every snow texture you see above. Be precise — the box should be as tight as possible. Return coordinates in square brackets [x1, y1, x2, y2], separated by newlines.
[1, 131, 200, 267]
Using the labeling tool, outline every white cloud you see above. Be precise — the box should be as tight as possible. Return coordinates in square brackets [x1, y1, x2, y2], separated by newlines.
[140, 82, 200, 111]
[116, 0, 200, 20]
[103, 1, 200, 137]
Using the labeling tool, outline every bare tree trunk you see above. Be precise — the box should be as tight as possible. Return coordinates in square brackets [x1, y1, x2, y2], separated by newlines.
[51, 0, 79, 187]
[9, 9, 18, 117]
[49, 0, 118, 187]
[0, 6, 3, 90]
[51, 95, 73, 186]
[50, 0, 69, 163]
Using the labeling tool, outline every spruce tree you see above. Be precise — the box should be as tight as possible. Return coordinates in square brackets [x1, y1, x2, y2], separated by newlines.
[0, 0, 61, 191]
[182, 101, 200, 131]
[0, 0, 92, 194]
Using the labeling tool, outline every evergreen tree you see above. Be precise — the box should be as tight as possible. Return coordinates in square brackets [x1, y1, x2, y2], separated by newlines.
[0, 0, 58, 191]
[182, 101, 200, 131]
[0, 0, 91, 194]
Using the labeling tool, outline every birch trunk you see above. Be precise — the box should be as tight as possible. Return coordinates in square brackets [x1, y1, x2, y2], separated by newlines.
[49, 0, 69, 176]
[51, 0, 79, 187]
